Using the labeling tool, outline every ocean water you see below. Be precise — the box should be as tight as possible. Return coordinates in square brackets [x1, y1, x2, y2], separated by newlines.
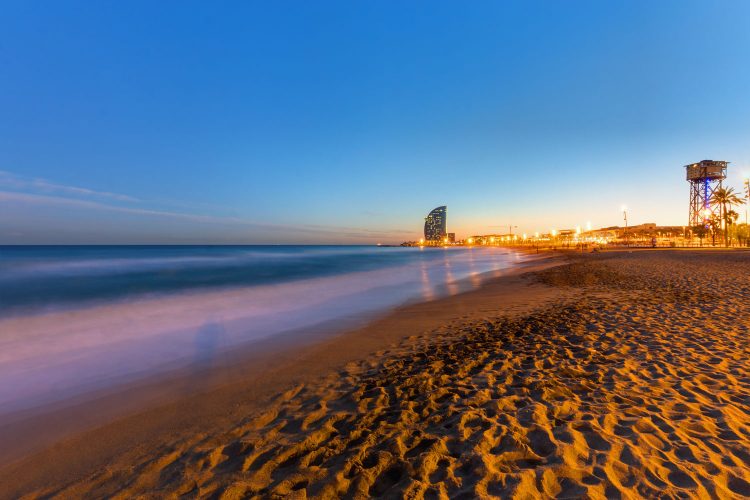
[0, 245, 527, 413]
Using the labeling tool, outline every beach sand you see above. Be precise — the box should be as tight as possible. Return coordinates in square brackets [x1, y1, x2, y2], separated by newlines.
[2, 250, 750, 498]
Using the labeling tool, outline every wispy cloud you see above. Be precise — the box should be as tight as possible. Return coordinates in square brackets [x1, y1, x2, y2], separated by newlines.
[0, 170, 414, 242]
[0, 170, 140, 202]
[0, 191, 412, 240]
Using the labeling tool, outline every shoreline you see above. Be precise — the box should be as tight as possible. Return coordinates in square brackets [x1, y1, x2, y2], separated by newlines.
[8, 249, 747, 498]
[0, 246, 531, 416]
[0, 253, 566, 494]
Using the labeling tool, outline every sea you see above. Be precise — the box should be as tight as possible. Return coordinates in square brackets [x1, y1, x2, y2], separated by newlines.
[0, 245, 528, 414]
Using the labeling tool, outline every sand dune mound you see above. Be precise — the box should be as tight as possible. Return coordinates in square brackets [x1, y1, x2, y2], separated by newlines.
[20, 252, 750, 498]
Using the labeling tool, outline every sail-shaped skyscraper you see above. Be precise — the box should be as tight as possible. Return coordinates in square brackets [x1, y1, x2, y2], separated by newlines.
[424, 206, 447, 242]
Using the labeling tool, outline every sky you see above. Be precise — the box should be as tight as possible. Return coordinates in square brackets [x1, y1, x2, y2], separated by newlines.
[1, 1, 749, 244]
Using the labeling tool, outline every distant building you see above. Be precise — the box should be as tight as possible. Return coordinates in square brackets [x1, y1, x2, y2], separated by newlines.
[424, 206, 447, 242]
[447, 232, 456, 243]
[586, 223, 685, 241]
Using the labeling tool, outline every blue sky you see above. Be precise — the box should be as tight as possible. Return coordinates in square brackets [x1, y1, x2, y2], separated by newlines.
[1, 1, 749, 243]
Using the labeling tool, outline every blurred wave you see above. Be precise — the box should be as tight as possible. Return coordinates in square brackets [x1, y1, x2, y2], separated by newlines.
[0, 245, 527, 413]
[0, 246, 451, 314]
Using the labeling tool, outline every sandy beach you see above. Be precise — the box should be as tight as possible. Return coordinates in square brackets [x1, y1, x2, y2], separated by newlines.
[2, 250, 750, 498]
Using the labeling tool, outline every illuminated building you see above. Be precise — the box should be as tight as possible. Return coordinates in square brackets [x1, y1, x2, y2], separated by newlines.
[424, 206, 447, 242]
[447, 232, 456, 243]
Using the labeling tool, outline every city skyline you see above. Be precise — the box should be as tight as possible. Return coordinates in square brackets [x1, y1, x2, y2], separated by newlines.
[2, 1, 750, 244]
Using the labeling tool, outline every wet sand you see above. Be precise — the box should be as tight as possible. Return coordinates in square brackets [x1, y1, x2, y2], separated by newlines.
[3, 250, 750, 498]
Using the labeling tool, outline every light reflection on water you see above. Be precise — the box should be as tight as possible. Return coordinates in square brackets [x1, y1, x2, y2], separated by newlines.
[419, 262, 435, 301]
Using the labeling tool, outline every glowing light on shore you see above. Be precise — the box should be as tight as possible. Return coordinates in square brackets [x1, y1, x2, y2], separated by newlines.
[586, 221, 592, 231]
[490, 237, 495, 243]
[535, 232, 539, 238]
[551, 229, 557, 237]
[467, 237, 474, 244]
[522, 233, 527, 239]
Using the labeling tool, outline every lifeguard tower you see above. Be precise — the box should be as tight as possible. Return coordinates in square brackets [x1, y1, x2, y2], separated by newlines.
[685, 160, 728, 226]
